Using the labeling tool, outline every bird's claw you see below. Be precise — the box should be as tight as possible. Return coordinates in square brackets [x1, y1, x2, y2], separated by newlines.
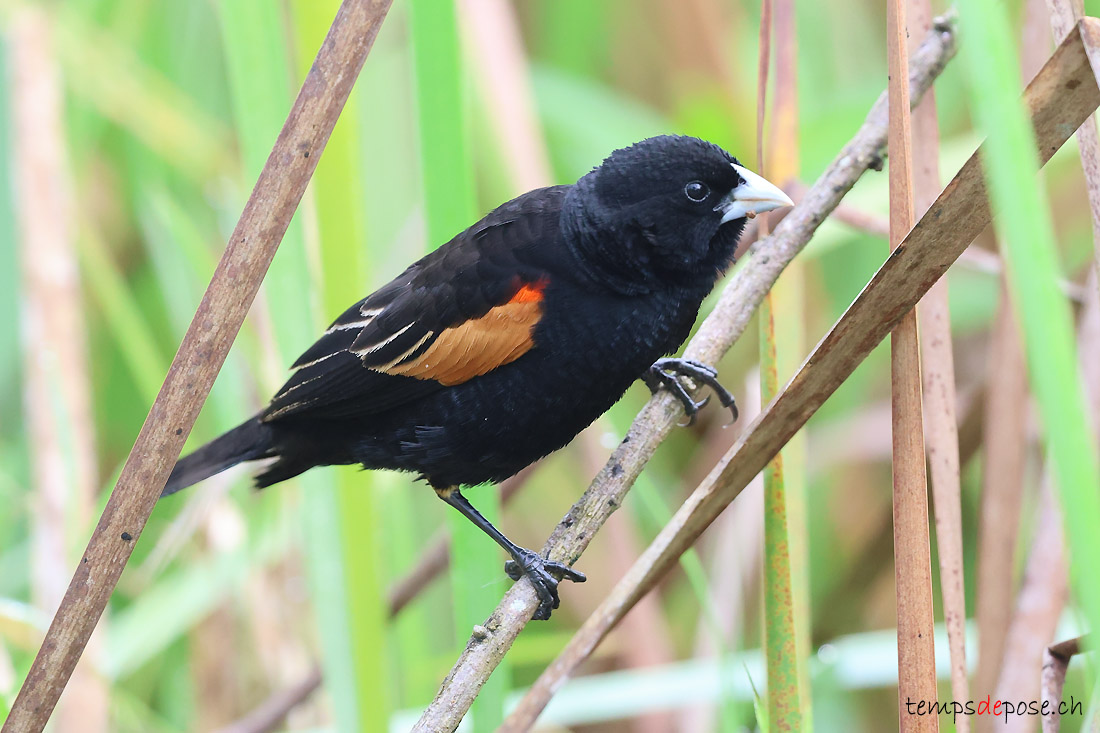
[504, 549, 587, 621]
[644, 358, 739, 425]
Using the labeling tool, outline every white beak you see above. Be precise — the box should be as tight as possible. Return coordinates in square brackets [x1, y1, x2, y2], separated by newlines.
[717, 164, 794, 223]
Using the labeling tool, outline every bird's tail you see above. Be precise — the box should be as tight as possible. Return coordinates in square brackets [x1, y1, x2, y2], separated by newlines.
[161, 417, 274, 497]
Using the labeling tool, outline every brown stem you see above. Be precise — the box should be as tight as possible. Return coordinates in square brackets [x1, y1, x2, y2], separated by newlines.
[0, 3, 393, 731]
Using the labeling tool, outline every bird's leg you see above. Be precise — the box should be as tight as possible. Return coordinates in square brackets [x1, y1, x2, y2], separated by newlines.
[435, 486, 586, 620]
[644, 357, 739, 425]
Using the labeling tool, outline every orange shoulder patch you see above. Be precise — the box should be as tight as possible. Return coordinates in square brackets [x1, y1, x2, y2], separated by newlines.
[375, 298, 542, 386]
[508, 276, 549, 304]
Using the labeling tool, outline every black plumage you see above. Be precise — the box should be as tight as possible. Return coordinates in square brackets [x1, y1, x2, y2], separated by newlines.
[162, 134, 792, 619]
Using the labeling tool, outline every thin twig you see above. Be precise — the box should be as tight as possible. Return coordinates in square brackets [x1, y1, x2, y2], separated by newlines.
[415, 15, 961, 732]
[502, 18, 1100, 729]
[0, 3, 393, 731]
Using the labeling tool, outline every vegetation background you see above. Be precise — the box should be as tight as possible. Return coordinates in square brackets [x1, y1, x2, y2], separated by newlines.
[1, 0, 1098, 731]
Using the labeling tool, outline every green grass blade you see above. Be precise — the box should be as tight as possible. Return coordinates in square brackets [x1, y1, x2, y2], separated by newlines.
[409, 0, 510, 727]
[958, 0, 1100, 658]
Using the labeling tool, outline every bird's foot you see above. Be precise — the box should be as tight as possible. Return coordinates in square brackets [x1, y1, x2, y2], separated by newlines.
[644, 357, 739, 426]
[504, 549, 586, 621]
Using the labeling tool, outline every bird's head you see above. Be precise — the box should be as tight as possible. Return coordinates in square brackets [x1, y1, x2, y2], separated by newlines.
[564, 135, 792, 293]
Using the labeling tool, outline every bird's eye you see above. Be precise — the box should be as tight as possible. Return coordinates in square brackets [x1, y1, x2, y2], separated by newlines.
[684, 181, 710, 202]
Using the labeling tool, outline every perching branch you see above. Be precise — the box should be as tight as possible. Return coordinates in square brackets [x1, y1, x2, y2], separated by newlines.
[413, 13, 960, 732]
[503, 17, 1100, 730]
[0, 2, 393, 731]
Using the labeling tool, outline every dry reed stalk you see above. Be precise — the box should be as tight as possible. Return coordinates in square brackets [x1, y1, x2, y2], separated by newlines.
[909, 0, 969, 723]
[500, 20, 1100, 729]
[887, 0, 938, 729]
[0, 3, 393, 730]
[11, 9, 107, 733]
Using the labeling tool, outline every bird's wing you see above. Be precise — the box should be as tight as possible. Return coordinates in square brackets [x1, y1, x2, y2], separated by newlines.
[261, 187, 567, 423]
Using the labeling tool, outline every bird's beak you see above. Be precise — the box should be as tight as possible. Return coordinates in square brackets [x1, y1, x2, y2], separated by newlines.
[717, 165, 794, 223]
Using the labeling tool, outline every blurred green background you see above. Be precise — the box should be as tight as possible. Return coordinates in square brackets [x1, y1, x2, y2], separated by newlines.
[1, 0, 1099, 731]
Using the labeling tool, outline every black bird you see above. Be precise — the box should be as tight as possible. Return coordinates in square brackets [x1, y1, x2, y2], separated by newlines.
[162, 135, 792, 619]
